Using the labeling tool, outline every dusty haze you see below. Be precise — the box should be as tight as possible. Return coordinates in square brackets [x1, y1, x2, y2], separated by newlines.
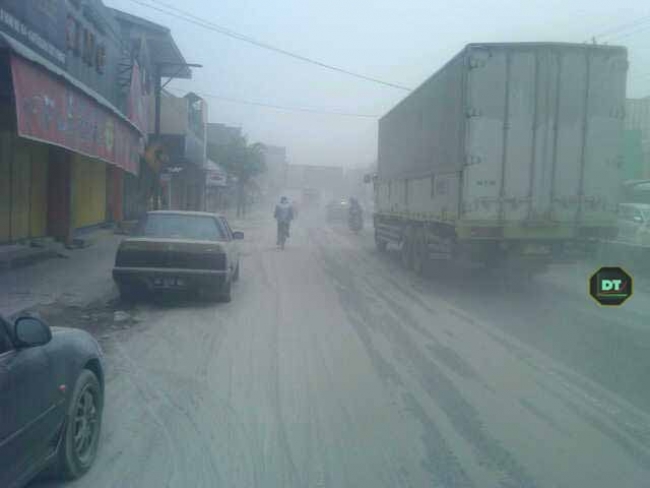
[107, 0, 650, 167]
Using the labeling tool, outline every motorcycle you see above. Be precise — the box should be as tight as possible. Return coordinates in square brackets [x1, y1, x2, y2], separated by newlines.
[348, 209, 363, 233]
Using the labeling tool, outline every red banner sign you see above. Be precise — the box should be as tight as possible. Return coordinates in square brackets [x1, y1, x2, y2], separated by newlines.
[127, 61, 149, 136]
[10, 54, 141, 174]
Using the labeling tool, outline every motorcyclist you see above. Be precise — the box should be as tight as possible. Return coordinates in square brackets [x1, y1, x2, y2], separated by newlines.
[274, 196, 294, 245]
[348, 197, 363, 230]
[349, 197, 362, 217]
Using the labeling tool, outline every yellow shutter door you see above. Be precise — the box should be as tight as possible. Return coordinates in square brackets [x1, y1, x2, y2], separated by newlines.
[29, 142, 48, 238]
[72, 155, 107, 229]
[10, 137, 30, 241]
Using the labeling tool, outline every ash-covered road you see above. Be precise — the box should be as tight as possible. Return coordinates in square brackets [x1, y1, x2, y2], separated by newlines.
[37, 212, 650, 487]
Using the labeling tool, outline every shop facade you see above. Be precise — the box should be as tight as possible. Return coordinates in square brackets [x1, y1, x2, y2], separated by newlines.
[0, 0, 159, 244]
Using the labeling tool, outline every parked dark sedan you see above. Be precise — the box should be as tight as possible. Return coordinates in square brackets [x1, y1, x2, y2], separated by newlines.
[0, 314, 105, 488]
[113, 211, 243, 302]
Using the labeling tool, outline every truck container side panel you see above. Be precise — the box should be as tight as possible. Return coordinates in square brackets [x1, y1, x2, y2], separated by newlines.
[580, 51, 626, 224]
[548, 50, 586, 225]
[437, 173, 460, 221]
[410, 178, 429, 216]
[503, 50, 537, 223]
[377, 43, 626, 242]
[393, 180, 406, 213]
[529, 50, 559, 222]
[377, 173, 460, 223]
[463, 48, 508, 222]
[378, 55, 464, 180]
[376, 182, 388, 212]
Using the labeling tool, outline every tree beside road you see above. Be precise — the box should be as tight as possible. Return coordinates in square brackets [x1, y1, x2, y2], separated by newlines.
[207, 136, 267, 217]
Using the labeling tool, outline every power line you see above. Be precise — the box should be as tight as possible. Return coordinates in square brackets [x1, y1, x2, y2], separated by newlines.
[607, 22, 650, 42]
[123, 0, 412, 91]
[165, 87, 379, 118]
[594, 14, 650, 40]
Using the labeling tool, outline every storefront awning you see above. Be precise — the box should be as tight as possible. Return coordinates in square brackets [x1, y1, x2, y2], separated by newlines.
[1, 33, 144, 175]
[9, 53, 142, 175]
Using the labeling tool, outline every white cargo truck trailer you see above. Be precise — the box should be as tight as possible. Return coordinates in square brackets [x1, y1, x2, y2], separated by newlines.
[373, 43, 627, 278]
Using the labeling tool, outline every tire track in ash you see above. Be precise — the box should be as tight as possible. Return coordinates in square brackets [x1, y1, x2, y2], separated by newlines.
[110, 337, 181, 488]
[259, 246, 302, 487]
[313, 228, 538, 488]
[311, 228, 475, 488]
[443, 305, 650, 463]
[340, 227, 650, 456]
[108, 303, 256, 487]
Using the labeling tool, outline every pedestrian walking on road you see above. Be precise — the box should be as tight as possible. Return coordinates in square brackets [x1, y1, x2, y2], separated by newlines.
[274, 196, 294, 248]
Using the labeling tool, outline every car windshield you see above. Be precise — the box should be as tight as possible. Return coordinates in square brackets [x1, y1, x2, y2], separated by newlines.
[138, 214, 225, 241]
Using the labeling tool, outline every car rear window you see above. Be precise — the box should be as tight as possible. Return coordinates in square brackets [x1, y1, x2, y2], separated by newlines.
[139, 214, 226, 241]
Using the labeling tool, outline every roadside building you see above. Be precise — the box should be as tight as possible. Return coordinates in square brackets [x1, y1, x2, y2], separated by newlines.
[110, 8, 194, 217]
[0, 1, 157, 245]
[206, 122, 241, 211]
[148, 90, 208, 211]
[205, 159, 229, 211]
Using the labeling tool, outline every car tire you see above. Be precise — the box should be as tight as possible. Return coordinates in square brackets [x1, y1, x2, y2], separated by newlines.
[117, 282, 138, 303]
[220, 279, 232, 303]
[53, 369, 103, 480]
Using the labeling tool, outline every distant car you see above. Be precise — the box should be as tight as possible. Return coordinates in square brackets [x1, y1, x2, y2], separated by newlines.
[326, 199, 349, 222]
[0, 314, 105, 488]
[616, 203, 650, 246]
[113, 211, 243, 302]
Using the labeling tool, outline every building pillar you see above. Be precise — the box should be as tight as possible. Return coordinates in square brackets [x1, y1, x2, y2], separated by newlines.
[46, 147, 73, 245]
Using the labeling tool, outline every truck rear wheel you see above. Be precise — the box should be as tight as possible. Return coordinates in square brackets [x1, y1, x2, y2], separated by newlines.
[375, 231, 387, 252]
[411, 229, 427, 276]
[401, 228, 413, 269]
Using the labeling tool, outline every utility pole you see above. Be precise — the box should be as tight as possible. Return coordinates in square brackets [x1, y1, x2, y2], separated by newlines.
[154, 63, 162, 138]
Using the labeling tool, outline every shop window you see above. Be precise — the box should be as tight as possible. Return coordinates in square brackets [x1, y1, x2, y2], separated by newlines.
[82, 29, 95, 66]
[67, 17, 81, 56]
[95, 44, 106, 73]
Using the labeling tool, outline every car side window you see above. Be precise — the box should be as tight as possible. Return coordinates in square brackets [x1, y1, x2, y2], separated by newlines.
[218, 217, 233, 241]
[0, 318, 14, 355]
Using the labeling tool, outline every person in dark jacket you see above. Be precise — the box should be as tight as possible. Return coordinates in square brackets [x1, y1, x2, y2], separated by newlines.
[274, 196, 294, 245]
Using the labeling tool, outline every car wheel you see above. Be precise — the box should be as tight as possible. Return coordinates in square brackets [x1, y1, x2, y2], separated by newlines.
[220, 279, 232, 303]
[117, 282, 138, 303]
[54, 369, 103, 480]
[375, 231, 387, 252]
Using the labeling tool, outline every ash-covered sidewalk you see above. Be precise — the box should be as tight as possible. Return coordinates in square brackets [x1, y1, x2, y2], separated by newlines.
[0, 230, 123, 318]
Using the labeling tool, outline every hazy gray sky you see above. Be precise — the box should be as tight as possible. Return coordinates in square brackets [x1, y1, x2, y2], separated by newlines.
[107, 0, 650, 168]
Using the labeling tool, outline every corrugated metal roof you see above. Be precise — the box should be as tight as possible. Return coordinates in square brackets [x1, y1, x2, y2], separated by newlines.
[109, 8, 191, 79]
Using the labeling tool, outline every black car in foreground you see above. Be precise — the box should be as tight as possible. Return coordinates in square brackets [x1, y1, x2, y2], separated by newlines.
[0, 314, 105, 488]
